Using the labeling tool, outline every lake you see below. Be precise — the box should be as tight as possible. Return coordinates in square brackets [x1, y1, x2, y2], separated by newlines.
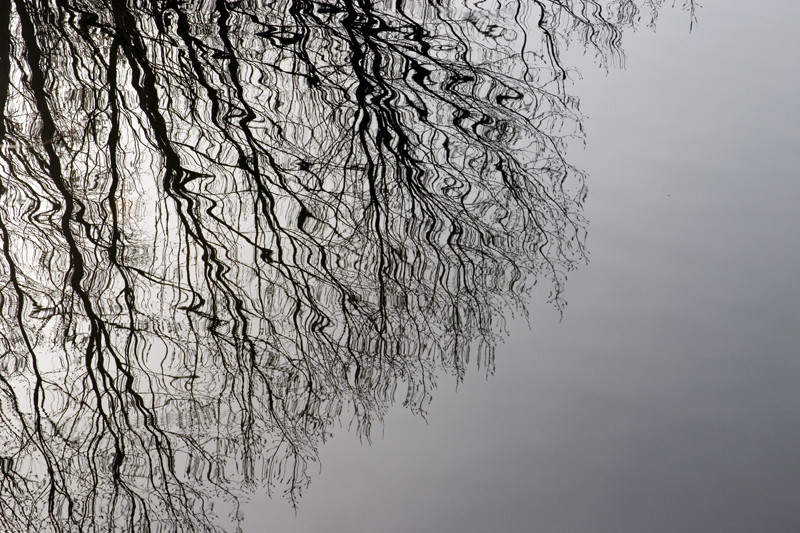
[0, 1, 798, 532]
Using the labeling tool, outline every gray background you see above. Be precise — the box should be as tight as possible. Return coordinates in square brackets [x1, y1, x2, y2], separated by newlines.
[243, 1, 800, 531]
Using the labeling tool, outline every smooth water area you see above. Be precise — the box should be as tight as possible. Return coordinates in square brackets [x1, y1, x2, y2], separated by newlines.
[0, 1, 798, 532]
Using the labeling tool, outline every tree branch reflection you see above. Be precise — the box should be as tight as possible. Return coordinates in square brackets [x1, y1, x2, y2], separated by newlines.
[0, 0, 690, 531]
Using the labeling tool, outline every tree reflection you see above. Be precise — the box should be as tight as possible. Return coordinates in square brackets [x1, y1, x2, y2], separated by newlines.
[0, 0, 688, 531]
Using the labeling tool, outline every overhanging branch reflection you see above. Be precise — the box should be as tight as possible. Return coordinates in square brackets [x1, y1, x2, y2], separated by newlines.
[0, 0, 690, 531]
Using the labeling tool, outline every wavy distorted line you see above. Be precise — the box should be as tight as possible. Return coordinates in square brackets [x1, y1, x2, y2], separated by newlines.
[0, 0, 693, 531]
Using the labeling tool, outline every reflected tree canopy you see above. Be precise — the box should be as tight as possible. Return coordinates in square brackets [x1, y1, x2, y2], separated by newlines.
[0, 0, 686, 531]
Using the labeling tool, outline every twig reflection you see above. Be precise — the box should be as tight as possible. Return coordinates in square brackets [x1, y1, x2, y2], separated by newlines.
[0, 0, 691, 531]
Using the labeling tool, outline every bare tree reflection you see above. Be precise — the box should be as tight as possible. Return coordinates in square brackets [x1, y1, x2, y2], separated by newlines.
[0, 0, 691, 531]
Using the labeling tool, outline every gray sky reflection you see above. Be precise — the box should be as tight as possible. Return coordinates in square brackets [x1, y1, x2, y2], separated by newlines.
[243, 1, 800, 531]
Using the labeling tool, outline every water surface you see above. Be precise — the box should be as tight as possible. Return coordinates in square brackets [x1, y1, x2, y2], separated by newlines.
[1, 0, 798, 532]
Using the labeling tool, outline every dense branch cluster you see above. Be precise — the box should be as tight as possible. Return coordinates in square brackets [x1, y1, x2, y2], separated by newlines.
[0, 0, 686, 531]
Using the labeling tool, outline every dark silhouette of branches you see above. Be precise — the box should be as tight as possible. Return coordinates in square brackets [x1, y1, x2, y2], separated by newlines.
[0, 0, 692, 531]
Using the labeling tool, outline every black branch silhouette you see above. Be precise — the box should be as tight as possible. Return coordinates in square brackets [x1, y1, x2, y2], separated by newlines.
[0, 0, 693, 531]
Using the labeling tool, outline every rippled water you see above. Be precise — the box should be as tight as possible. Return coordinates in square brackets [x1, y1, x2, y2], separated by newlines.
[1, 0, 798, 532]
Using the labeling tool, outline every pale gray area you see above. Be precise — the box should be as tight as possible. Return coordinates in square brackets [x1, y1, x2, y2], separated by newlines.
[242, 1, 800, 531]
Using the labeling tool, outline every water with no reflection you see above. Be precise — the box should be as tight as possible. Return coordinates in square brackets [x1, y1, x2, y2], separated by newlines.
[0, 1, 798, 532]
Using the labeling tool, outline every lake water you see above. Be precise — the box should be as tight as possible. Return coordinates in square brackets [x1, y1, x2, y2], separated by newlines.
[0, 1, 798, 532]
